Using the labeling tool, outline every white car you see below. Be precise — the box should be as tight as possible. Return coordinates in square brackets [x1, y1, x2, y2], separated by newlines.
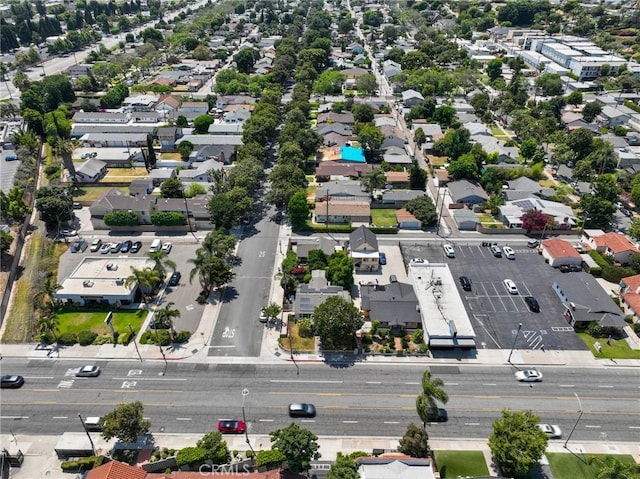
[60, 228, 77, 237]
[99, 243, 112, 254]
[502, 246, 515, 259]
[161, 242, 172, 253]
[90, 239, 102, 252]
[76, 365, 101, 377]
[538, 424, 562, 439]
[515, 370, 543, 382]
[503, 279, 519, 295]
[442, 244, 455, 258]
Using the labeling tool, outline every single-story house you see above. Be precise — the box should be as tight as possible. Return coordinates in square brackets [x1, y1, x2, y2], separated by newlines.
[553, 273, 626, 329]
[401, 89, 424, 108]
[148, 168, 177, 186]
[129, 179, 153, 197]
[447, 180, 489, 204]
[385, 171, 410, 188]
[89, 189, 155, 228]
[356, 455, 437, 479]
[541, 238, 582, 267]
[499, 197, 577, 230]
[583, 231, 639, 265]
[293, 270, 351, 319]
[314, 162, 373, 181]
[315, 180, 370, 202]
[619, 274, 640, 321]
[396, 209, 421, 229]
[377, 190, 425, 208]
[360, 282, 422, 329]
[315, 201, 370, 225]
[292, 236, 343, 262]
[74, 159, 107, 183]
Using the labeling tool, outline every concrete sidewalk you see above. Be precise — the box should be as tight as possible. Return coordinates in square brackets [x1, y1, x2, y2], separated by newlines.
[2, 432, 638, 479]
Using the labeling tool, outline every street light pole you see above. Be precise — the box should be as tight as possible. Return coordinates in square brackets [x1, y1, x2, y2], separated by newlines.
[564, 393, 584, 449]
[508, 322, 523, 364]
[241, 388, 255, 457]
[128, 323, 143, 362]
[78, 414, 97, 456]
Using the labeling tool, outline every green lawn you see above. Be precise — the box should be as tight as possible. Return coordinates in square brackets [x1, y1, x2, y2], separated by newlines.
[547, 453, 637, 479]
[434, 451, 489, 478]
[577, 333, 640, 359]
[371, 209, 398, 228]
[74, 186, 130, 202]
[55, 309, 147, 336]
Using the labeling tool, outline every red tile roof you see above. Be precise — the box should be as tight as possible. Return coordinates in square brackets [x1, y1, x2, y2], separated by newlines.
[385, 172, 410, 183]
[396, 209, 418, 222]
[542, 239, 581, 259]
[622, 292, 640, 315]
[148, 469, 285, 479]
[87, 461, 147, 479]
[593, 232, 639, 254]
[621, 273, 640, 292]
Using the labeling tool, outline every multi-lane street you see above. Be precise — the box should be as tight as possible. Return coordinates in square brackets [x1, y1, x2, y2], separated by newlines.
[1, 360, 638, 443]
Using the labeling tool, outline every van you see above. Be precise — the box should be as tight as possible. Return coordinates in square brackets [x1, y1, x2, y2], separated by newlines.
[149, 239, 162, 252]
[527, 239, 539, 248]
[84, 416, 102, 432]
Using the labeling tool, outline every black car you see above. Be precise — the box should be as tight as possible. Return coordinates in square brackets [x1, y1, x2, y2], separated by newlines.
[120, 240, 133, 253]
[379, 252, 387, 265]
[288, 403, 316, 418]
[569, 264, 582, 272]
[524, 296, 540, 312]
[169, 271, 181, 286]
[426, 408, 448, 422]
[1, 375, 25, 389]
[459, 276, 472, 291]
[130, 241, 142, 253]
[559, 264, 571, 273]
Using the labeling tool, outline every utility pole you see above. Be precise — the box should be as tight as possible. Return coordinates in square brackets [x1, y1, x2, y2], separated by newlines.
[241, 388, 255, 456]
[508, 323, 523, 363]
[128, 324, 143, 362]
[564, 393, 584, 449]
[78, 414, 96, 456]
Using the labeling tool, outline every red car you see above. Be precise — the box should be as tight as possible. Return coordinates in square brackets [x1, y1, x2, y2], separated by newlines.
[217, 419, 246, 434]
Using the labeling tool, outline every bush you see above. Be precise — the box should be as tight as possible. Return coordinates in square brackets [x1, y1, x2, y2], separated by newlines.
[77, 330, 98, 346]
[586, 322, 602, 338]
[60, 456, 105, 472]
[412, 329, 424, 344]
[150, 211, 186, 226]
[602, 265, 636, 284]
[378, 328, 388, 339]
[589, 266, 602, 277]
[245, 450, 254, 458]
[401, 337, 409, 349]
[418, 343, 429, 354]
[297, 318, 314, 338]
[140, 329, 171, 346]
[255, 449, 286, 470]
[57, 332, 77, 345]
[176, 446, 207, 467]
[633, 322, 640, 335]
[94, 334, 114, 345]
[361, 333, 373, 345]
[370, 319, 380, 336]
[174, 330, 191, 343]
[103, 210, 139, 227]
[118, 330, 135, 345]
[589, 250, 611, 267]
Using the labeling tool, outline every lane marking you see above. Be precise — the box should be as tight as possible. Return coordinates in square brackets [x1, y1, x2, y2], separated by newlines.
[112, 378, 187, 381]
[209, 345, 237, 348]
[465, 422, 481, 426]
[444, 383, 459, 386]
[0, 416, 29, 419]
[560, 385, 575, 388]
[270, 380, 343, 384]
[367, 381, 382, 384]
[405, 382, 419, 385]
[482, 383, 497, 386]
[176, 417, 192, 421]
[259, 419, 274, 422]
[629, 426, 640, 429]
[342, 420, 358, 424]
[52, 416, 68, 419]
[301, 420, 315, 423]
[598, 385, 614, 388]
[585, 425, 601, 428]
[383, 421, 400, 424]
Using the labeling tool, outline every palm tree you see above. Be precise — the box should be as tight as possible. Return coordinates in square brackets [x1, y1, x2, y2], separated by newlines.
[154, 301, 181, 330]
[593, 457, 640, 479]
[188, 250, 234, 295]
[200, 230, 236, 260]
[34, 273, 62, 311]
[125, 267, 161, 303]
[56, 138, 78, 181]
[415, 370, 449, 428]
[36, 313, 60, 344]
[147, 250, 176, 278]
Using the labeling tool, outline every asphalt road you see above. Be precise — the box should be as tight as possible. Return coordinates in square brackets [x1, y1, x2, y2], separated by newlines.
[1, 360, 638, 443]
[208, 200, 280, 357]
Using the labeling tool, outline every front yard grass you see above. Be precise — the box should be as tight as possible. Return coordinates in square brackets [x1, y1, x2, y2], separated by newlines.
[371, 209, 397, 227]
[577, 332, 640, 359]
[279, 320, 315, 352]
[434, 451, 489, 478]
[546, 453, 637, 479]
[55, 309, 147, 336]
[73, 186, 131, 202]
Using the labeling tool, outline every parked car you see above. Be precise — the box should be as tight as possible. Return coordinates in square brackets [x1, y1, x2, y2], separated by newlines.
[538, 424, 562, 439]
[110, 242, 122, 253]
[515, 370, 543, 382]
[99, 243, 111, 254]
[524, 296, 540, 312]
[60, 228, 77, 237]
[1, 375, 24, 389]
[503, 279, 519, 295]
[442, 244, 455, 258]
[502, 246, 515, 259]
[379, 252, 387, 265]
[90, 239, 102, 252]
[120, 240, 133, 253]
[490, 245, 502, 257]
[130, 241, 142, 253]
[217, 419, 246, 434]
[70, 239, 87, 253]
[288, 403, 316, 418]
[76, 365, 101, 377]
[459, 276, 472, 291]
[73, 202, 83, 209]
[161, 242, 172, 253]
[559, 264, 572, 273]
[169, 271, 181, 286]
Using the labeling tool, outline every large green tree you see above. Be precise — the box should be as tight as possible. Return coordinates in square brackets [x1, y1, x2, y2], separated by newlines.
[287, 189, 309, 230]
[313, 296, 363, 350]
[405, 196, 437, 227]
[100, 401, 151, 443]
[270, 423, 320, 474]
[488, 409, 548, 477]
[196, 431, 231, 464]
[398, 423, 431, 458]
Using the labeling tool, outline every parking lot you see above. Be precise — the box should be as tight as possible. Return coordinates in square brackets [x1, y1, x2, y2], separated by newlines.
[58, 239, 205, 334]
[401, 241, 588, 352]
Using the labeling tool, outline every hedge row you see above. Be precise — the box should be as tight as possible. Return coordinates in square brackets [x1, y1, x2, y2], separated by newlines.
[61, 456, 105, 472]
[588, 250, 636, 283]
[45, 330, 135, 346]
